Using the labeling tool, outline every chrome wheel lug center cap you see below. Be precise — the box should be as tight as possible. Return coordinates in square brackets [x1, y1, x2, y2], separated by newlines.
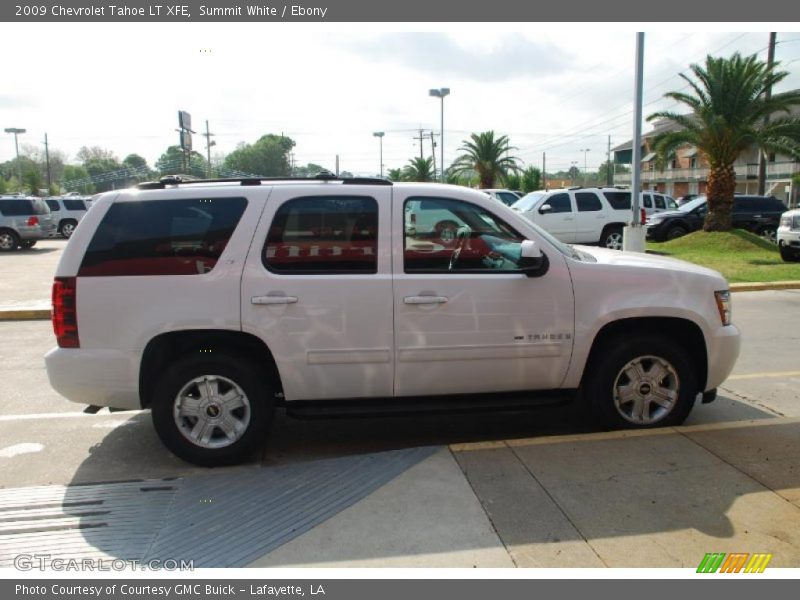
[639, 383, 652, 396]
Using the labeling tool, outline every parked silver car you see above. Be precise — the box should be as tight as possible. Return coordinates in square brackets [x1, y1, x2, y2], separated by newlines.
[45, 196, 90, 238]
[0, 196, 57, 251]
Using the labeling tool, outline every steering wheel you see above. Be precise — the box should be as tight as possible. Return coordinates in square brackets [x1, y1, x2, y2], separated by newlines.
[448, 226, 471, 271]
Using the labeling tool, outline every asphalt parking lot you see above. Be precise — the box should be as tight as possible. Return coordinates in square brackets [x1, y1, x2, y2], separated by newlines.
[0, 240, 799, 568]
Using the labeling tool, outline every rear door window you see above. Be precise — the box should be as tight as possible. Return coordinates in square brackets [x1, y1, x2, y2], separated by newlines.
[79, 197, 247, 276]
[576, 192, 602, 212]
[263, 196, 378, 274]
[654, 195, 666, 209]
[642, 194, 652, 208]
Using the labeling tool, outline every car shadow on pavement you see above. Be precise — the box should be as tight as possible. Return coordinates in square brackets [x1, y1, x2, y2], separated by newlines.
[33, 392, 798, 567]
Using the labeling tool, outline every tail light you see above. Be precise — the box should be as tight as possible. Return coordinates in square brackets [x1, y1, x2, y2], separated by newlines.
[27, 216, 39, 226]
[52, 277, 79, 348]
[641, 208, 647, 225]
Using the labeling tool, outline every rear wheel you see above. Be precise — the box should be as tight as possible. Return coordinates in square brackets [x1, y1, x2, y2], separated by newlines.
[151, 353, 274, 466]
[665, 224, 688, 241]
[20, 240, 37, 249]
[0, 230, 20, 252]
[584, 334, 697, 429]
[59, 220, 77, 238]
[601, 226, 624, 250]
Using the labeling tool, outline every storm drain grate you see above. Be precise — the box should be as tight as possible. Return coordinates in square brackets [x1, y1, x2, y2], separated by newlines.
[0, 446, 437, 568]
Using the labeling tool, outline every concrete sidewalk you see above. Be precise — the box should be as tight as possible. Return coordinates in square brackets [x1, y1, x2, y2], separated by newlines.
[248, 418, 800, 568]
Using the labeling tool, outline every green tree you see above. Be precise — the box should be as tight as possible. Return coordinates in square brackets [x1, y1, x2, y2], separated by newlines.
[504, 172, 521, 190]
[77, 146, 123, 192]
[23, 169, 43, 195]
[0, 177, 6, 194]
[449, 131, 520, 188]
[293, 163, 328, 177]
[520, 166, 542, 193]
[62, 165, 96, 194]
[649, 53, 800, 231]
[387, 168, 404, 182]
[402, 157, 435, 182]
[223, 134, 295, 177]
[597, 160, 629, 186]
[155, 146, 206, 178]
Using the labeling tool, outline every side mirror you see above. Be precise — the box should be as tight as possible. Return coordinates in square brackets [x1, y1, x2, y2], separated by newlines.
[519, 240, 548, 277]
[539, 204, 553, 214]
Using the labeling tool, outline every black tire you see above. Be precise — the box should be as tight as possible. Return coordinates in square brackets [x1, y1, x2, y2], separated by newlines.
[151, 353, 274, 466]
[584, 334, 697, 430]
[59, 219, 78, 239]
[759, 227, 777, 244]
[20, 240, 37, 249]
[665, 224, 688, 241]
[0, 229, 20, 252]
[601, 226, 624, 250]
[779, 242, 800, 263]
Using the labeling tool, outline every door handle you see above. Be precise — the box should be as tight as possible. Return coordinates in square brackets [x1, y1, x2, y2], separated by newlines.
[251, 295, 298, 305]
[404, 295, 448, 305]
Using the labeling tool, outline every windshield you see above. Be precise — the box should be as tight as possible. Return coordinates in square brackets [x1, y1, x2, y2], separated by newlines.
[511, 192, 546, 212]
[679, 196, 706, 212]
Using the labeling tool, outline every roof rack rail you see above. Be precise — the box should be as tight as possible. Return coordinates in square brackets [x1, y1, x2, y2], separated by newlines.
[136, 173, 392, 190]
[567, 185, 583, 190]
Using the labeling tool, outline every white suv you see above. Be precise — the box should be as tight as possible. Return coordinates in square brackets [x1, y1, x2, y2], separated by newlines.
[45, 176, 740, 466]
[777, 208, 800, 262]
[511, 188, 677, 249]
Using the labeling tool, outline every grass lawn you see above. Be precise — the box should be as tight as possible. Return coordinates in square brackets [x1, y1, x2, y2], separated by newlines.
[645, 229, 800, 283]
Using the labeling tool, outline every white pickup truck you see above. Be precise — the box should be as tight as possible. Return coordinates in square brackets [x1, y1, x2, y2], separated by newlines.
[45, 177, 740, 466]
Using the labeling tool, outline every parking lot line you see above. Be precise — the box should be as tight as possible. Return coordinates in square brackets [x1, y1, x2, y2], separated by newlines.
[727, 370, 800, 380]
[0, 410, 143, 422]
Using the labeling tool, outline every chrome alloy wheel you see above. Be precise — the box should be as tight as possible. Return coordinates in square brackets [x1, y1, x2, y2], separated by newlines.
[612, 355, 680, 425]
[173, 375, 251, 449]
[605, 232, 623, 250]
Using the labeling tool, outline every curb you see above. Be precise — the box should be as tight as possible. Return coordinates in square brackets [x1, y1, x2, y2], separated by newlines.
[0, 282, 798, 322]
[0, 309, 50, 321]
[730, 281, 800, 292]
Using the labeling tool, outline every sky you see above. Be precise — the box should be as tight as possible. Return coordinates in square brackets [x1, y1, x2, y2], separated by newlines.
[1, 23, 799, 177]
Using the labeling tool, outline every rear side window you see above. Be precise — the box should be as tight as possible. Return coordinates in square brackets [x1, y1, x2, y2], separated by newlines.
[79, 197, 247, 277]
[46, 199, 60, 212]
[603, 191, 632, 210]
[63, 199, 86, 211]
[576, 192, 602, 212]
[0, 199, 34, 216]
[263, 196, 378, 274]
[642, 194, 652, 208]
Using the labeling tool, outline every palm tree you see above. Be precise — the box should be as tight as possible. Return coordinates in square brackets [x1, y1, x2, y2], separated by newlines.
[449, 131, 520, 189]
[387, 168, 404, 182]
[402, 157, 435, 182]
[648, 53, 800, 231]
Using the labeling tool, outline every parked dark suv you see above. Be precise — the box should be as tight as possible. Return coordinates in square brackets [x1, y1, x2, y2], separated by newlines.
[0, 196, 57, 251]
[645, 195, 788, 242]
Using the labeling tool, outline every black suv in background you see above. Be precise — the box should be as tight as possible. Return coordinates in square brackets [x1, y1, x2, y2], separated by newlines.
[645, 195, 788, 242]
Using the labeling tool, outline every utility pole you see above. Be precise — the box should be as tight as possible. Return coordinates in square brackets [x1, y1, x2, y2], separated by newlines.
[335, 155, 339, 176]
[623, 32, 646, 252]
[757, 32, 777, 196]
[43, 133, 52, 192]
[430, 131, 437, 179]
[203, 120, 216, 178]
[413, 128, 426, 160]
[543, 152, 547, 191]
[607, 135, 612, 186]
[4, 128, 25, 189]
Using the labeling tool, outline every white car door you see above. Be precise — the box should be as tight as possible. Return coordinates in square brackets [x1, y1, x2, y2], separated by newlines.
[574, 191, 606, 243]
[393, 190, 575, 397]
[526, 192, 577, 243]
[241, 185, 394, 401]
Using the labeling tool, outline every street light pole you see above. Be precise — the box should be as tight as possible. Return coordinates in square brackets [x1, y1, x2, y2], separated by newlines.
[373, 131, 385, 177]
[429, 88, 450, 182]
[582, 148, 591, 185]
[4, 127, 26, 191]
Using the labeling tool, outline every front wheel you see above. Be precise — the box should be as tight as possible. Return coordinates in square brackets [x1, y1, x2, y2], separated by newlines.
[779, 242, 800, 262]
[151, 353, 274, 466]
[665, 225, 688, 241]
[584, 335, 697, 429]
[59, 220, 77, 238]
[759, 227, 777, 244]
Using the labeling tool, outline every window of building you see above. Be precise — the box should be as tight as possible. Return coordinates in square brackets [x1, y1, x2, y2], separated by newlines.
[263, 196, 378, 274]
